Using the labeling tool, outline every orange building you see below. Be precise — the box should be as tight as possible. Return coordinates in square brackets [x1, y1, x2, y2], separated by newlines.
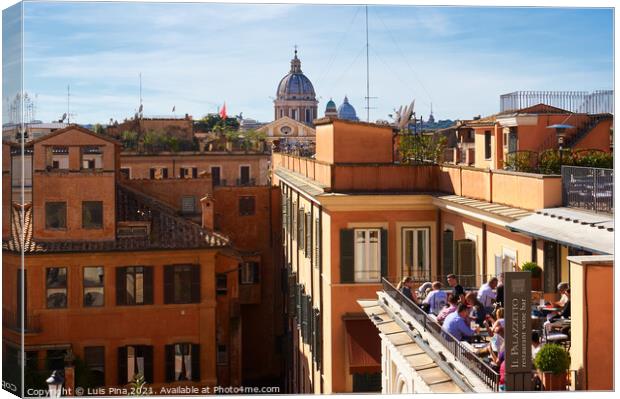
[120, 149, 282, 387]
[2, 126, 247, 394]
[271, 117, 613, 393]
[444, 104, 613, 169]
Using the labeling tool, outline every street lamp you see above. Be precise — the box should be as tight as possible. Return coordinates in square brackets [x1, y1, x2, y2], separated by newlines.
[46, 370, 64, 398]
[547, 124, 574, 166]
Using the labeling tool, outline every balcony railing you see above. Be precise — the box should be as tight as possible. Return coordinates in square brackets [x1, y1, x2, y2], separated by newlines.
[562, 166, 613, 214]
[382, 279, 500, 391]
[2, 309, 41, 333]
[236, 178, 256, 186]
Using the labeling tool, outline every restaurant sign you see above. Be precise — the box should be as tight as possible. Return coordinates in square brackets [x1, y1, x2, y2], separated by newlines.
[504, 272, 532, 390]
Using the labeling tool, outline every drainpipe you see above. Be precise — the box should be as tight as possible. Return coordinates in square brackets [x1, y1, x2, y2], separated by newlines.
[482, 223, 487, 280]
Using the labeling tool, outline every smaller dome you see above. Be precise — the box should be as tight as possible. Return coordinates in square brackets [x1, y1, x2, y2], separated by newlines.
[325, 99, 337, 112]
[337, 96, 359, 121]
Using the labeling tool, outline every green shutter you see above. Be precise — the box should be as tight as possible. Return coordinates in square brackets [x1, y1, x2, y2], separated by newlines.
[340, 229, 354, 283]
[456, 239, 476, 287]
[380, 229, 388, 280]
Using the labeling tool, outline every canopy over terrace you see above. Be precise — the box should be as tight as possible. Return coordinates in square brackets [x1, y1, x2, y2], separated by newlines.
[506, 207, 613, 255]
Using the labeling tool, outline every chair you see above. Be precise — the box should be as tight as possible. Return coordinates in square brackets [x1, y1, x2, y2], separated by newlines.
[543, 321, 570, 350]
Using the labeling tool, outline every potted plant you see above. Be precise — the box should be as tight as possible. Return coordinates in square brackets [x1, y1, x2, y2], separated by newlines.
[521, 261, 543, 291]
[533, 343, 570, 391]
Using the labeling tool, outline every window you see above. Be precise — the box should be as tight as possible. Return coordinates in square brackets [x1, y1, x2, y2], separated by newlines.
[353, 229, 382, 282]
[180, 167, 188, 178]
[165, 344, 200, 382]
[149, 168, 156, 179]
[84, 267, 104, 307]
[239, 166, 250, 185]
[45, 202, 67, 229]
[239, 196, 255, 216]
[484, 131, 492, 159]
[211, 166, 221, 186]
[297, 209, 305, 252]
[291, 109, 297, 120]
[82, 201, 103, 229]
[48, 147, 68, 170]
[81, 146, 103, 170]
[217, 345, 228, 365]
[240, 262, 259, 285]
[181, 196, 196, 214]
[120, 168, 130, 179]
[305, 213, 312, 258]
[116, 266, 153, 305]
[216, 274, 227, 295]
[164, 265, 200, 304]
[305, 109, 311, 123]
[402, 227, 430, 280]
[46, 267, 67, 308]
[84, 346, 105, 387]
[118, 345, 153, 384]
[442, 230, 454, 276]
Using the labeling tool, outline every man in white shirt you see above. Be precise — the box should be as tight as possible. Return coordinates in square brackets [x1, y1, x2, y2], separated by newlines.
[477, 277, 498, 309]
[423, 281, 447, 315]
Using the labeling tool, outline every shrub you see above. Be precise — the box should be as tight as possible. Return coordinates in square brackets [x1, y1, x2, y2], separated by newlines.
[534, 344, 570, 375]
[520, 261, 542, 278]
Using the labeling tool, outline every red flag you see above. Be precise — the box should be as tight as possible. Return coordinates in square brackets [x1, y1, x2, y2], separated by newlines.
[219, 102, 227, 120]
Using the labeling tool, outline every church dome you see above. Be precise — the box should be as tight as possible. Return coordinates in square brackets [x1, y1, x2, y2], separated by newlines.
[276, 50, 316, 100]
[337, 96, 359, 121]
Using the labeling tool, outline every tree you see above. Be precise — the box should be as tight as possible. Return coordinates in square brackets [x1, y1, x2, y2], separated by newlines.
[92, 123, 105, 135]
[194, 114, 239, 132]
[399, 132, 447, 164]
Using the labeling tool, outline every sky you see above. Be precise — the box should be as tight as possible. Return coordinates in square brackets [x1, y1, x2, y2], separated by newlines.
[2, 1, 615, 124]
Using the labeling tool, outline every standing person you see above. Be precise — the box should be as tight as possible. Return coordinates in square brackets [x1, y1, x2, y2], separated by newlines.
[447, 274, 465, 303]
[477, 277, 498, 311]
[397, 276, 418, 303]
[442, 303, 478, 341]
[423, 281, 447, 315]
[495, 273, 505, 307]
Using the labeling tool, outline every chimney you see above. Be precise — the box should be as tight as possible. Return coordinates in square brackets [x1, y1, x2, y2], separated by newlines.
[200, 195, 215, 230]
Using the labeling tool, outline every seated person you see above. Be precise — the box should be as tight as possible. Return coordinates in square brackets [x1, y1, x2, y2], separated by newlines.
[465, 292, 488, 326]
[423, 281, 447, 315]
[442, 303, 478, 342]
[397, 276, 418, 303]
[544, 289, 571, 333]
[437, 294, 459, 325]
[553, 282, 570, 308]
[477, 277, 498, 310]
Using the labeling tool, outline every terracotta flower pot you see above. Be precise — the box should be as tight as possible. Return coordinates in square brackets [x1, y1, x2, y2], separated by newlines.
[531, 276, 542, 291]
[538, 370, 568, 391]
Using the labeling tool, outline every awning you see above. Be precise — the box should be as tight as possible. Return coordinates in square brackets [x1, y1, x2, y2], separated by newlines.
[344, 318, 381, 374]
[507, 207, 613, 255]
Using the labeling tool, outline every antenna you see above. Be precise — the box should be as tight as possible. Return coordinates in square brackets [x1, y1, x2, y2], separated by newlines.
[364, 5, 377, 122]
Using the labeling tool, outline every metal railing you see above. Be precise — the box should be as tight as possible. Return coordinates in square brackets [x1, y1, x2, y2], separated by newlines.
[500, 90, 613, 114]
[2, 309, 41, 333]
[236, 178, 256, 186]
[562, 166, 613, 214]
[382, 279, 500, 391]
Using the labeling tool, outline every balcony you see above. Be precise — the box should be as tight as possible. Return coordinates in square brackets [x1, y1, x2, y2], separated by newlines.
[562, 166, 613, 214]
[381, 279, 499, 391]
[2, 309, 41, 333]
[236, 178, 256, 186]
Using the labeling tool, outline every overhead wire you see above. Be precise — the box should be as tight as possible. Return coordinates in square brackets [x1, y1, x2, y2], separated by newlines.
[316, 6, 363, 86]
[374, 8, 435, 110]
